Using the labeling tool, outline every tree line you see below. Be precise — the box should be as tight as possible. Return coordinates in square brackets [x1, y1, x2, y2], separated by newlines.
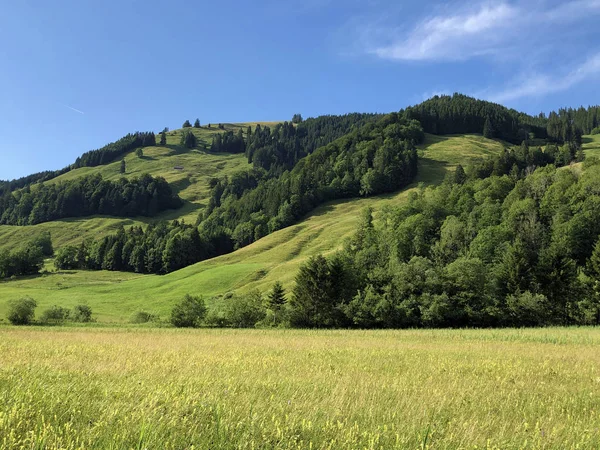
[0, 232, 53, 279]
[0, 173, 182, 225]
[404, 93, 596, 145]
[54, 220, 230, 274]
[199, 113, 424, 250]
[285, 144, 597, 328]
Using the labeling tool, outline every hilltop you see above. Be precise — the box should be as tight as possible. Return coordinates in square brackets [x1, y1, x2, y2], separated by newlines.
[1, 94, 599, 324]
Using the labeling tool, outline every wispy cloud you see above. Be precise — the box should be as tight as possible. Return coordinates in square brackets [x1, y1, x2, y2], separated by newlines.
[372, 3, 516, 61]
[364, 0, 600, 62]
[61, 103, 85, 115]
[486, 52, 600, 103]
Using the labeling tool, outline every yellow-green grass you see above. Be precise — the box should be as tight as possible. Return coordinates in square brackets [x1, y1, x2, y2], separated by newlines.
[0, 125, 268, 252]
[1, 327, 599, 449]
[583, 133, 600, 159]
[0, 134, 506, 322]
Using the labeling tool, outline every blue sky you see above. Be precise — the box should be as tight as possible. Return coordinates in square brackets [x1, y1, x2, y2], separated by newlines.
[1, 0, 600, 180]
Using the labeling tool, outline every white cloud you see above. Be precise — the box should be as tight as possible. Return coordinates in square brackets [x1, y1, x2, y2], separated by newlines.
[486, 52, 600, 103]
[366, 0, 600, 62]
[373, 3, 517, 61]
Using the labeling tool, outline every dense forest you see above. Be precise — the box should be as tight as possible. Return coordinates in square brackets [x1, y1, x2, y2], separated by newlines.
[405, 94, 596, 145]
[54, 220, 227, 274]
[287, 145, 596, 328]
[73, 132, 156, 168]
[0, 174, 182, 225]
[200, 113, 423, 250]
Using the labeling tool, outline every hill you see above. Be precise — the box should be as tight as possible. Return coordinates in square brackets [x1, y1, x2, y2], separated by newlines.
[0, 133, 508, 322]
[0, 124, 274, 252]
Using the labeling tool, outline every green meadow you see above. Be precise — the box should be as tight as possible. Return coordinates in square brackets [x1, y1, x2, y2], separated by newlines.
[1, 326, 599, 449]
[0, 133, 509, 322]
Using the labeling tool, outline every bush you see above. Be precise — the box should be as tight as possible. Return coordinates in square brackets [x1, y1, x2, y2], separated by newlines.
[591, 127, 600, 135]
[130, 311, 158, 324]
[40, 305, 70, 324]
[7, 297, 37, 325]
[170, 295, 207, 328]
[204, 309, 230, 328]
[224, 291, 266, 328]
[72, 304, 93, 323]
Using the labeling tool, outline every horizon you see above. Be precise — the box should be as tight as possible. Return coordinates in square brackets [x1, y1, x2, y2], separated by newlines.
[2, 0, 600, 180]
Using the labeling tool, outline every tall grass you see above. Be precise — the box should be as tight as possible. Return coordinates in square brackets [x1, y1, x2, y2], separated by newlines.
[1, 327, 599, 448]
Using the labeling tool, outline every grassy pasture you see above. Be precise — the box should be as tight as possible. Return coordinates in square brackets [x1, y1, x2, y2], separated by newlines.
[0, 134, 508, 322]
[0, 327, 599, 449]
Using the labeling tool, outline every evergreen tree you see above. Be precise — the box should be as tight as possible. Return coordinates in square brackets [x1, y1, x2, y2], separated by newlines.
[194, 119, 201, 128]
[120, 159, 126, 174]
[292, 114, 303, 124]
[267, 281, 286, 309]
[483, 116, 494, 138]
[454, 164, 467, 184]
[180, 130, 197, 149]
[136, 148, 143, 158]
[182, 120, 192, 128]
[160, 130, 167, 145]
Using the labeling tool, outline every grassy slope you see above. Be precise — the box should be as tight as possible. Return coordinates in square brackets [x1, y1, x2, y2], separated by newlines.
[0, 124, 281, 252]
[1, 327, 599, 448]
[0, 134, 508, 322]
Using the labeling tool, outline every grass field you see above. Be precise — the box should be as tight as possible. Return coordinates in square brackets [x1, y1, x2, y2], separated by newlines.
[0, 134, 509, 322]
[1, 326, 599, 449]
[0, 134, 508, 322]
[0, 123, 275, 253]
[583, 133, 600, 159]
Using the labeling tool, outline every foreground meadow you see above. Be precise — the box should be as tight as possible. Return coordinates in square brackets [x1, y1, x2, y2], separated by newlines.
[1, 327, 599, 449]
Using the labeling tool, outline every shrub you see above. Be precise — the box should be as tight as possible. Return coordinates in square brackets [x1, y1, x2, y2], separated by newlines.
[130, 311, 158, 324]
[40, 305, 70, 324]
[7, 297, 37, 325]
[204, 309, 230, 328]
[591, 126, 600, 135]
[72, 304, 93, 323]
[170, 295, 207, 328]
[224, 291, 266, 328]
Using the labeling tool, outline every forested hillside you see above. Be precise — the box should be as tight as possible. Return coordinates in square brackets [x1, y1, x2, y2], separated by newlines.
[289, 148, 596, 328]
[0, 174, 181, 225]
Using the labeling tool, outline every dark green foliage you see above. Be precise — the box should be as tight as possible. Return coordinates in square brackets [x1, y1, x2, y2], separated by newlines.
[0, 245, 44, 278]
[292, 114, 303, 124]
[180, 130, 197, 149]
[7, 297, 37, 325]
[200, 112, 422, 251]
[72, 219, 225, 275]
[591, 127, 600, 135]
[30, 231, 54, 257]
[71, 304, 93, 323]
[223, 291, 266, 328]
[136, 148, 144, 158]
[211, 130, 245, 153]
[0, 174, 182, 225]
[267, 281, 286, 309]
[182, 120, 192, 128]
[301, 159, 600, 328]
[405, 94, 548, 143]
[54, 246, 79, 270]
[40, 305, 70, 324]
[483, 116, 494, 138]
[73, 132, 155, 168]
[170, 294, 207, 327]
[194, 119, 201, 128]
[160, 130, 167, 145]
[289, 254, 355, 328]
[130, 311, 158, 324]
[120, 159, 126, 174]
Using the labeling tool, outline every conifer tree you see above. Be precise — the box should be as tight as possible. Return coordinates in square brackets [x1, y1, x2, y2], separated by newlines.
[194, 119, 201, 128]
[120, 159, 126, 174]
[182, 120, 192, 128]
[267, 281, 286, 309]
[160, 130, 167, 145]
[483, 117, 494, 138]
